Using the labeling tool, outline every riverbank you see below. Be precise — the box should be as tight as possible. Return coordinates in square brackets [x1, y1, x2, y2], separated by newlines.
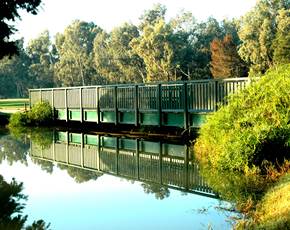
[236, 172, 290, 229]
[0, 98, 29, 125]
[193, 65, 290, 228]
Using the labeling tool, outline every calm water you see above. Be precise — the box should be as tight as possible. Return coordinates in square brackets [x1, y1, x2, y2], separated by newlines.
[0, 129, 236, 230]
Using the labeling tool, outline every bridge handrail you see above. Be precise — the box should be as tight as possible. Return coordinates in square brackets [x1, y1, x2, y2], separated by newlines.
[28, 77, 251, 92]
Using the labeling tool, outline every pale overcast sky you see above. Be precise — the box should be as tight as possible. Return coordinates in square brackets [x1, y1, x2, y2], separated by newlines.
[14, 0, 257, 43]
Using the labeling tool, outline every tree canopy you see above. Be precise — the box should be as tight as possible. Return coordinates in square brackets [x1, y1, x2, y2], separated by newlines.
[238, 0, 290, 75]
[210, 34, 247, 78]
[0, 1, 289, 98]
[0, 0, 41, 59]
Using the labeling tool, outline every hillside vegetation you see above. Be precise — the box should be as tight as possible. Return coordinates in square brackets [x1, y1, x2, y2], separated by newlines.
[194, 64, 290, 172]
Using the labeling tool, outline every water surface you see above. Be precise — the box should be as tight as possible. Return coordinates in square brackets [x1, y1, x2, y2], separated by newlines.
[0, 129, 235, 229]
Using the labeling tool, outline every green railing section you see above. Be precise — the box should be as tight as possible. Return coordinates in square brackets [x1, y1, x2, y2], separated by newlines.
[29, 78, 250, 128]
[30, 131, 216, 197]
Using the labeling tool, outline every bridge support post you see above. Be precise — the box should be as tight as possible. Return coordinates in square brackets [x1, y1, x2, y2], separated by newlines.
[52, 130, 56, 161]
[96, 87, 100, 124]
[159, 142, 163, 185]
[80, 88, 83, 123]
[81, 133, 84, 168]
[184, 145, 189, 190]
[136, 139, 140, 180]
[97, 135, 101, 171]
[214, 80, 217, 112]
[183, 83, 188, 129]
[114, 86, 118, 125]
[157, 84, 162, 127]
[66, 131, 69, 163]
[51, 89, 55, 120]
[65, 89, 68, 122]
[116, 137, 119, 175]
[135, 85, 139, 127]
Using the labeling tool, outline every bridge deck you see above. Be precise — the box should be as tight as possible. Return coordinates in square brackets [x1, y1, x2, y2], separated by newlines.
[29, 78, 249, 128]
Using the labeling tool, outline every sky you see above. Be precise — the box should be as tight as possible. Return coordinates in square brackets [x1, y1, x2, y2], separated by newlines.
[14, 0, 257, 44]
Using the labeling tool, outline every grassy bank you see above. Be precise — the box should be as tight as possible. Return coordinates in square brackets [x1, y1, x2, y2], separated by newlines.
[194, 64, 290, 172]
[0, 98, 29, 113]
[236, 172, 290, 229]
[193, 64, 290, 229]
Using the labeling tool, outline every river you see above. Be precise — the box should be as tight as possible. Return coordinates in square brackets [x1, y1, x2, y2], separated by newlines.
[0, 128, 238, 229]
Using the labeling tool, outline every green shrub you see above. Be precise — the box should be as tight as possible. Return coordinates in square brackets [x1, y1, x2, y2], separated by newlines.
[8, 111, 29, 127]
[194, 64, 290, 172]
[9, 101, 52, 127]
[28, 101, 52, 125]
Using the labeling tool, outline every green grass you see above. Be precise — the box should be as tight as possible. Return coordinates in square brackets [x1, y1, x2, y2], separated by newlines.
[0, 99, 29, 110]
[236, 173, 290, 229]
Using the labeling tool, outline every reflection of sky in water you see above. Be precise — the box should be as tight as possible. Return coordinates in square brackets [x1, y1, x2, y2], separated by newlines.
[0, 158, 233, 230]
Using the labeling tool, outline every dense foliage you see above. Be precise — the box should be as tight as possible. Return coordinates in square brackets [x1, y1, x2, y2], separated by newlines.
[210, 34, 247, 78]
[0, 1, 289, 98]
[9, 101, 52, 127]
[0, 0, 41, 58]
[238, 0, 290, 75]
[194, 64, 290, 172]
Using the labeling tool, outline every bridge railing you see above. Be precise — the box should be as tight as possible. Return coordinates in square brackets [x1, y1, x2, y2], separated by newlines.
[30, 131, 217, 196]
[29, 77, 251, 127]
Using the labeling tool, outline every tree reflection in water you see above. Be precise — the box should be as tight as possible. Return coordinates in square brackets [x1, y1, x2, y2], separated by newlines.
[57, 164, 103, 183]
[0, 175, 50, 230]
[0, 135, 29, 166]
[141, 182, 170, 200]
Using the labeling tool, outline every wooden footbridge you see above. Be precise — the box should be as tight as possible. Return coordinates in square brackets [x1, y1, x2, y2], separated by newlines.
[29, 78, 249, 128]
[30, 131, 216, 197]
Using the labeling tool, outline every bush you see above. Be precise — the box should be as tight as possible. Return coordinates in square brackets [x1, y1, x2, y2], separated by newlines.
[28, 101, 52, 125]
[194, 64, 290, 172]
[8, 111, 29, 127]
[9, 101, 52, 127]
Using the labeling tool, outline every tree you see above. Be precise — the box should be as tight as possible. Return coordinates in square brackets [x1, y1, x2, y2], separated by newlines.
[93, 31, 113, 82]
[139, 3, 166, 30]
[0, 40, 31, 97]
[238, 0, 290, 75]
[272, 9, 290, 64]
[94, 23, 145, 83]
[26, 30, 55, 88]
[210, 34, 247, 78]
[131, 19, 175, 82]
[0, 175, 50, 229]
[169, 11, 199, 80]
[141, 183, 170, 200]
[58, 165, 103, 183]
[54, 20, 103, 86]
[0, 135, 29, 166]
[0, 0, 41, 59]
[189, 17, 225, 79]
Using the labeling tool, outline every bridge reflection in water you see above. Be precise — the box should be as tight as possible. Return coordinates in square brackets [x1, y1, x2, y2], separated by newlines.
[30, 131, 216, 198]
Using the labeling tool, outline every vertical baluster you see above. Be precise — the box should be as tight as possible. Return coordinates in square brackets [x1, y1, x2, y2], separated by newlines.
[114, 86, 118, 125]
